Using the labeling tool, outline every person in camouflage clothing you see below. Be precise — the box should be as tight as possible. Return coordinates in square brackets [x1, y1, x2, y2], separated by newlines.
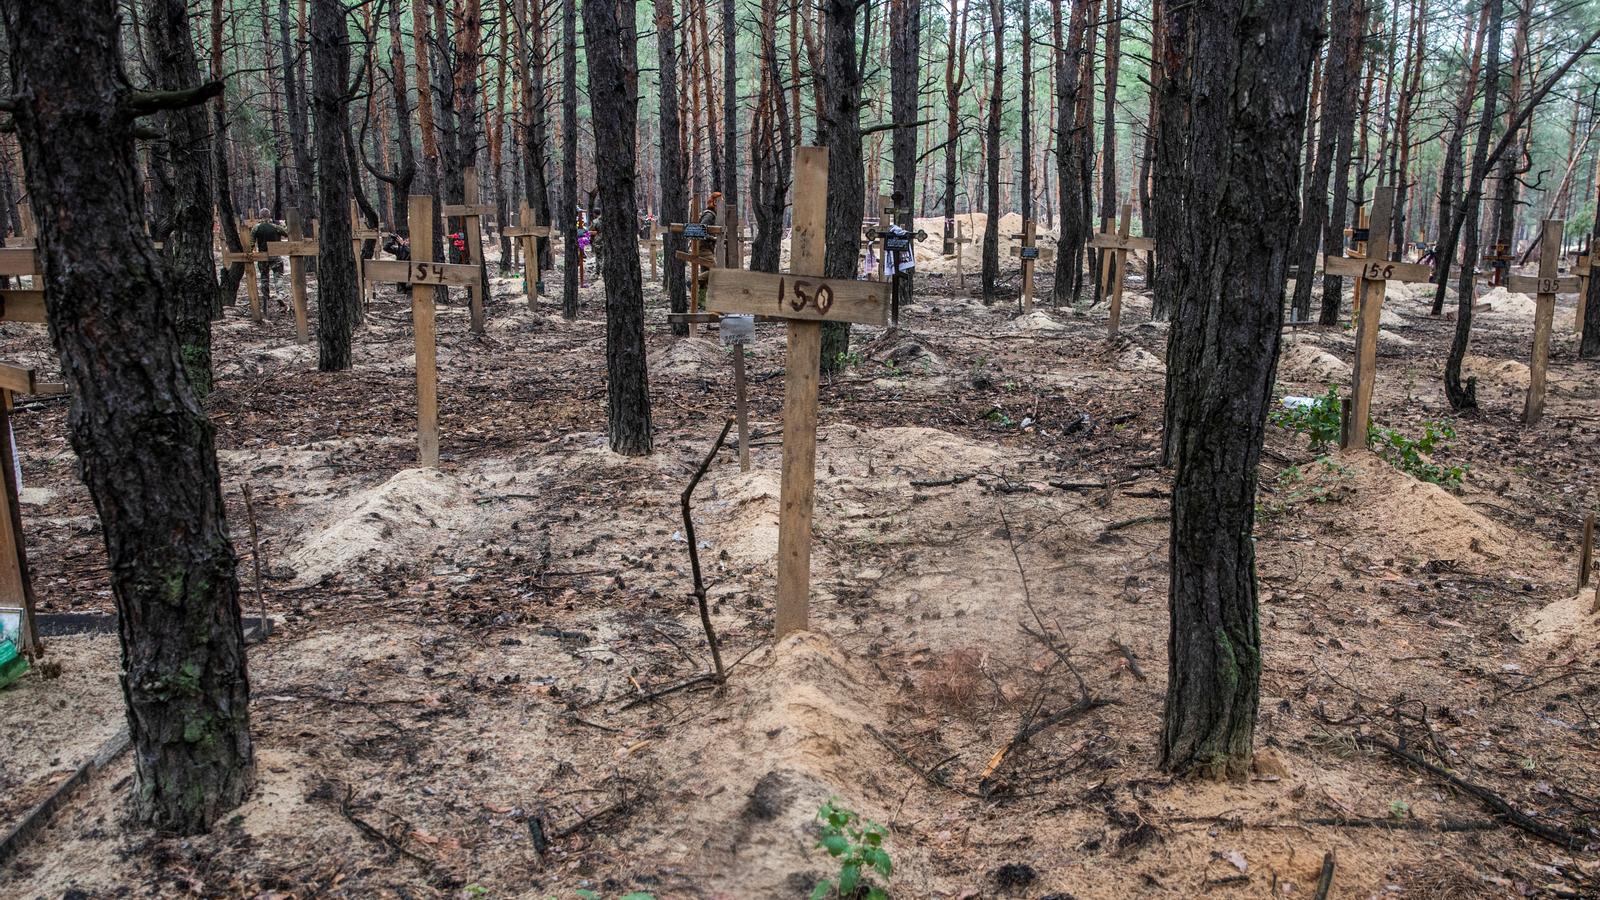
[250, 209, 287, 312]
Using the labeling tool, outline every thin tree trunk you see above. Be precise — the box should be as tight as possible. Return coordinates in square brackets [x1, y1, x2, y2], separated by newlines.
[212, 0, 245, 309]
[562, 0, 579, 316]
[980, 0, 1002, 300]
[890, 0, 920, 316]
[1317, 0, 1365, 325]
[584, 0, 652, 454]
[3, 0, 254, 832]
[311, 0, 357, 370]
[818, 0, 864, 369]
[657, 0, 691, 330]
[279, 0, 315, 213]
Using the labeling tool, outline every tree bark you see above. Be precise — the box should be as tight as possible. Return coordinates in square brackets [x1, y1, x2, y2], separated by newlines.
[211, 0, 246, 311]
[1153, 0, 1317, 779]
[279, 0, 316, 213]
[584, 0, 653, 455]
[890, 0, 920, 316]
[2, 0, 254, 832]
[1582, 175, 1600, 357]
[1444, 0, 1504, 411]
[980, 0, 1002, 301]
[1317, 0, 1365, 325]
[311, 0, 358, 371]
[818, 0, 864, 370]
[1290, 0, 1349, 323]
[1053, 0, 1091, 307]
[142, 0, 219, 396]
[561, 0, 579, 317]
[656, 0, 691, 331]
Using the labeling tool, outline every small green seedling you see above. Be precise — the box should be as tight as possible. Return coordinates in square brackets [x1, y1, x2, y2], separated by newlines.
[811, 799, 892, 900]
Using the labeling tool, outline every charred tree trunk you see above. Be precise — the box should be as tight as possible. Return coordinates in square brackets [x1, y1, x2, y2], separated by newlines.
[818, 0, 864, 371]
[561, 0, 579, 317]
[279, 0, 315, 213]
[1444, 0, 1503, 410]
[311, 0, 358, 370]
[1317, 0, 1365, 325]
[211, 0, 246, 310]
[656, 0, 690, 331]
[1054, 0, 1090, 307]
[2, 0, 254, 832]
[890, 0, 920, 316]
[584, 0, 652, 454]
[1290, 0, 1349, 323]
[980, 0, 1002, 301]
[143, 0, 219, 395]
[1153, 0, 1317, 778]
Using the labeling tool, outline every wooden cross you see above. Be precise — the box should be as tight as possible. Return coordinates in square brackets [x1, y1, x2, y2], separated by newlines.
[1507, 219, 1580, 426]
[350, 199, 380, 310]
[1345, 203, 1374, 314]
[703, 147, 889, 639]
[261, 207, 319, 343]
[1482, 242, 1514, 288]
[361, 196, 481, 468]
[1089, 203, 1153, 338]
[722, 207, 744, 270]
[669, 214, 722, 309]
[440, 167, 493, 333]
[639, 224, 663, 281]
[1322, 185, 1438, 450]
[947, 220, 972, 290]
[220, 222, 268, 322]
[1008, 220, 1056, 313]
[859, 195, 895, 281]
[503, 201, 553, 309]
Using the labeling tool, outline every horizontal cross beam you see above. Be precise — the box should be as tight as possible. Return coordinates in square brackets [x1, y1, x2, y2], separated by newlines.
[706, 268, 889, 326]
[363, 259, 482, 287]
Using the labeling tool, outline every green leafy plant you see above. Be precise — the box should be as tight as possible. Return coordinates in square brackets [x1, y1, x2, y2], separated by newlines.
[1269, 385, 1343, 450]
[984, 407, 1015, 428]
[811, 799, 892, 900]
[836, 351, 864, 368]
[1371, 420, 1466, 489]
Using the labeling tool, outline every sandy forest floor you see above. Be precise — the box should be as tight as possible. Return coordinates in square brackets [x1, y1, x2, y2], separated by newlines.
[1, 227, 1598, 899]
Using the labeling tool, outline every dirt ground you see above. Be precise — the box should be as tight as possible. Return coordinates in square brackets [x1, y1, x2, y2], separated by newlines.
[0, 234, 1598, 899]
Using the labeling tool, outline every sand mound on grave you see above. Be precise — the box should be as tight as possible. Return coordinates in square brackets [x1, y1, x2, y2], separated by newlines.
[847, 424, 1008, 474]
[1462, 355, 1531, 392]
[649, 338, 726, 377]
[1119, 346, 1165, 372]
[998, 310, 1068, 334]
[1517, 592, 1600, 647]
[1280, 338, 1351, 383]
[860, 328, 949, 375]
[699, 468, 783, 568]
[285, 468, 465, 586]
[1305, 454, 1515, 566]
[1379, 329, 1417, 348]
[1477, 287, 1537, 319]
[678, 633, 896, 894]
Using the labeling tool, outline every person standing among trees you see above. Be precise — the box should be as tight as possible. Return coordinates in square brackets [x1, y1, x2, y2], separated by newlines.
[251, 209, 288, 313]
[696, 191, 721, 300]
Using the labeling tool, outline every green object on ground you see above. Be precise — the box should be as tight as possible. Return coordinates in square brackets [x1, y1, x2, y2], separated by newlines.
[0, 608, 26, 689]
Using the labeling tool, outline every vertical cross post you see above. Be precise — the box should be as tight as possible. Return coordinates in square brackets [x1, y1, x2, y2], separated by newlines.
[504, 202, 552, 308]
[350, 199, 379, 309]
[0, 365, 41, 654]
[1573, 251, 1591, 337]
[221, 222, 265, 322]
[1008, 220, 1055, 312]
[441, 167, 493, 333]
[1509, 220, 1579, 426]
[1089, 203, 1152, 338]
[286, 208, 310, 343]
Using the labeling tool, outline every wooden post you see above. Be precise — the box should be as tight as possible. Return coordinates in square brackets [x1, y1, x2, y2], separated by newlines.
[286, 208, 310, 343]
[350, 199, 379, 309]
[702, 148, 890, 640]
[0, 364, 44, 654]
[361, 197, 481, 467]
[951, 220, 970, 291]
[1573, 251, 1591, 337]
[1089, 203, 1153, 338]
[441, 167, 493, 333]
[504, 202, 553, 308]
[1349, 202, 1370, 317]
[1324, 186, 1439, 449]
[1578, 512, 1595, 591]
[1508, 219, 1578, 426]
[640, 224, 662, 280]
[222, 223, 265, 322]
[669, 212, 721, 327]
[1007, 220, 1055, 312]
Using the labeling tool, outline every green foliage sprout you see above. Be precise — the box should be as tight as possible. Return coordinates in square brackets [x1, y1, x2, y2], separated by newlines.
[811, 799, 892, 900]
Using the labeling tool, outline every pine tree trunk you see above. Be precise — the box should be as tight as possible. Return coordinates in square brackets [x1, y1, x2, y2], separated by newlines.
[1582, 176, 1600, 357]
[383, 0, 419, 233]
[584, 0, 653, 455]
[941, 0, 967, 257]
[1430, 4, 1487, 315]
[1290, 0, 1350, 322]
[890, 0, 920, 316]
[211, 0, 246, 310]
[143, 0, 219, 396]
[656, 0, 691, 331]
[311, 0, 358, 371]
[1054, 0, 1091, 307]
[562, 0, 580, 317]
[1317, 0, 1365, 325]
[279, 0, 316, 213]
[980, 0, 1002, 301]
[3, 0, 254, 832]
[1152, 0, 1317, 780]
[1444, 0, 1504, 410]
[818, 0, 863, 370]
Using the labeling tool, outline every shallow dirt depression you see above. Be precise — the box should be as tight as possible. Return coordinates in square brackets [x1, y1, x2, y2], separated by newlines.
[0, 247, 1597, 898]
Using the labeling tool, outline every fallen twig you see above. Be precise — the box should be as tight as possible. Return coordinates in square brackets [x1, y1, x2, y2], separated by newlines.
[1101, 513, 1170, 535]
[681, 419, 733, 682]
[1313, 850, 1335, 900]
[1359, 734, 1580, 849]
[617, 672, 720, 710]
[1110, 637, 1147, 681]
[864, 724, 981, 798]
[910, 474, 972, 488]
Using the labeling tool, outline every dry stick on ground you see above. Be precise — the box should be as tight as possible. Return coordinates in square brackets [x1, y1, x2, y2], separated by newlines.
[1313, 850, 1336, 900]
[681, 418, 733, 682]
[1359, 734, 1580, 849]
[241, 484, 267, 639]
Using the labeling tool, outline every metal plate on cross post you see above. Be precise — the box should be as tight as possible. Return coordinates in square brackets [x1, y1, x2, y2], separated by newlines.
[719, 314, 754, 347]
[884, 236, 912, 253]
[1020, 247, 1040, 260]
[1350, 228, 1370, 243]
[682, 223, 711, 241]
[705, 269, 890, 326]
